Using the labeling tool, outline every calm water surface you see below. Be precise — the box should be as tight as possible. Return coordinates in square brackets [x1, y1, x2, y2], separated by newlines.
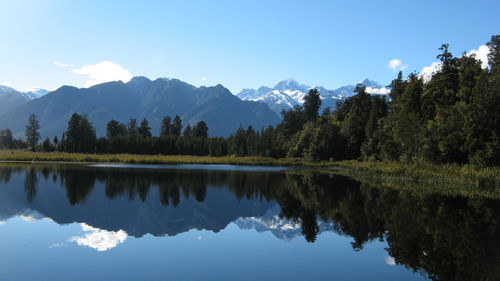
[0, 163, 498, 281]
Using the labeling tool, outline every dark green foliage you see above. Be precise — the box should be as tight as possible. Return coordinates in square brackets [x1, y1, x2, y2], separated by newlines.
[278, 105, 305, 138]
[228, 126, 247, 156]
[303, 89, 321, 122]
[0, 129, 15, 149]
[62, 113, 96, 153]
[42, 137, 54, 152]
[160, 116, 172, 137]
[339, 85, 372, 158]
[127, 119, 138, 137]
[183, 124, 193, 137]
[193, 121, 208, 138]
[25, 114, 40, 152]
[486, 35, 500, 72]
[138, 119, 152, 138]
[106, 120, 128, 139]
[172, 115, 183, 137]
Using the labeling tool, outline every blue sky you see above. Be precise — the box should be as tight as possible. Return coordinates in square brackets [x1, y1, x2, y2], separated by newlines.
[1, 0, 499, 93]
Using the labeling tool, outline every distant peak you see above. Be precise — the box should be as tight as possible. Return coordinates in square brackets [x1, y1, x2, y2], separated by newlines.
[130, 76, 152, 84]
[275, 78, 297, 86]
[0, 85, 16, 92]
[358, 78, 380, 87]
[273, 78, 309, 91]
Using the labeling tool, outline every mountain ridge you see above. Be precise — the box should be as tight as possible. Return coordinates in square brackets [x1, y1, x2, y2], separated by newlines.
[0, 77, 280, 138]
[236, 78, 390, 114]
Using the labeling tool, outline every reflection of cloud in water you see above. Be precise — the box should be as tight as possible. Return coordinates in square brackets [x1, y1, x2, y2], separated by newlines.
[70, 223, 127, 251]
[385, 256, 396, 266]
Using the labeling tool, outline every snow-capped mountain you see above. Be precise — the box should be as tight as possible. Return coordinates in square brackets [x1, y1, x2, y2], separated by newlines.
[22, 88, 50, 99]
[236, 78, 390, 115]
[234, 205, 333, 241]
[0, 86, 50, 114]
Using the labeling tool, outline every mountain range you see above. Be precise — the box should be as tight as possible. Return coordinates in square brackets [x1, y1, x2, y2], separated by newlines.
[236, 78, 390, 115]
[0, 77, 280, 138]
[0, 77, 389, 138]
[0, 86, 49, 115]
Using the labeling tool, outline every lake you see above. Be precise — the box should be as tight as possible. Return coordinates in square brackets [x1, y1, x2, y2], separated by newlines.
[0, 163, 498, 281]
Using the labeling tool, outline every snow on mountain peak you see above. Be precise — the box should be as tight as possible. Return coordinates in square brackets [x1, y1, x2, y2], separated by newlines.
[273, 78, 309, 92]
[236, 78, 390, 116]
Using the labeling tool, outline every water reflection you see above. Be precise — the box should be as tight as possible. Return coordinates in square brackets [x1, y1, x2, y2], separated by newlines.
[0, 164, 499, 281]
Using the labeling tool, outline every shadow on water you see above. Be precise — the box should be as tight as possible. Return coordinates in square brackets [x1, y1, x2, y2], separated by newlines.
[0, 163, 499, 281]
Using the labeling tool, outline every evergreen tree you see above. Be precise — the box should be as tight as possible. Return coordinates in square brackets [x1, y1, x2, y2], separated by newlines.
[361, 95, 388, 160]
[390, 73, 424, 161]
[486, 35, 500, 73]
[279, 105, 305, 138]
[64, 113, 96, 153]
[42, 137, 53, 152]
[128, 119, 138, 137]
[0, 129, 15, 149]
[25, 114, 40, 152]
[160, 116, 172, 137]
[138, 119, 152, 138]
[339, 85, 372, 158]
[193, 121, 208, 138]
[172, 115, 183, 136]
[245, 125, 258, 156]
[229, 126, 247, 156]
[303, 89, 321, 122]
[183, 124, 193, 137]
[53, 136, 59, 151]
[106, 120, 127, 138]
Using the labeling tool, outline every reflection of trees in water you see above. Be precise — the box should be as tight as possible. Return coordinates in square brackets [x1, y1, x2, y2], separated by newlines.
[276, 173, 500, 281]
[60, 169, 95, 205]
[24, 167, 38, 203]
[0, 167, 12, 183]
[6, 165, 500, 281]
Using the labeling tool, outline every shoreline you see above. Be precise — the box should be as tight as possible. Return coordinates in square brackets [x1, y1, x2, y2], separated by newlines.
[1, 150, 499, 195]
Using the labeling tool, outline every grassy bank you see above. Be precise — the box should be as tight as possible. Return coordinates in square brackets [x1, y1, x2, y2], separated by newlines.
[1, 150, 499, 195]
[0, 149, 316, 166]
[328, 160, 500, 198]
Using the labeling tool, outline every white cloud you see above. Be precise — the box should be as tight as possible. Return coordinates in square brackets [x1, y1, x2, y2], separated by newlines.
[53, 61, 70, 68]
[385, 256, 396, 266]
[388, 59, 408, 72]
[72, 61, 132, 88]
[70, 223, 127, 251]
[366, 86, 391, 95]
[420, 61, 442, 83]
[197, 235, 203, 240]
[467, 44, 489, 69]
[200, 77, 207, 82]
[0, 82, 13, 87]
[0, 221, 5, 225]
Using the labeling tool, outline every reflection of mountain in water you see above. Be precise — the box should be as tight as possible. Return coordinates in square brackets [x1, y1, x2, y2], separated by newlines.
[234, 205, 333, 241]
[0, 166, 277, 237]
[1, 164, 500, 281]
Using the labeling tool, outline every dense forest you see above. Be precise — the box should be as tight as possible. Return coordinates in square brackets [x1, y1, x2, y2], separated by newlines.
[4, 35, 499, 166]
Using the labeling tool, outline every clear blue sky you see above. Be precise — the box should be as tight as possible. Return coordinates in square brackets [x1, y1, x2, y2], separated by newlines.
[1, 0, 499, 93]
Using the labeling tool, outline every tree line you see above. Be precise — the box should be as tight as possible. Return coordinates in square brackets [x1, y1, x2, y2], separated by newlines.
[11, 35, 500, 166]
